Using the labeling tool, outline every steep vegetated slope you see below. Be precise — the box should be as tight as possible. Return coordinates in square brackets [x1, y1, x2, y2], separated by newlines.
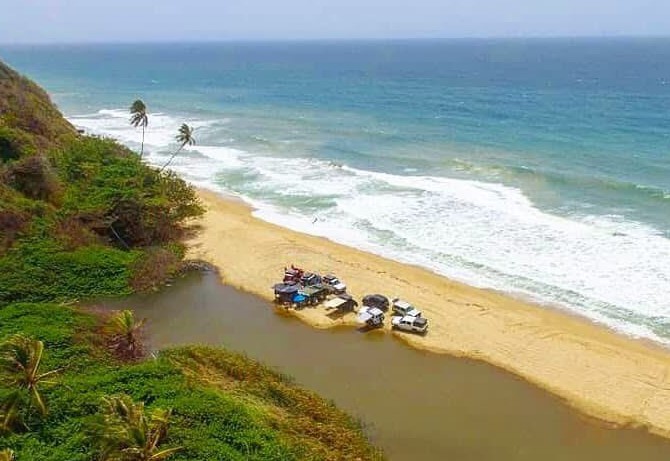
[0, 59, 203, 303]
[0, 61, 382, 459]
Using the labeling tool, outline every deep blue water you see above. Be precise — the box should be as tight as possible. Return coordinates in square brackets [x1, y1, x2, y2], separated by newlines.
[2, 39, 669, 341]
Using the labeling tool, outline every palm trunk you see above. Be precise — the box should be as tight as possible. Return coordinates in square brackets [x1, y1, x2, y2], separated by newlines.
[159, 145, 184, 173]
[110, 223, 130, 250]
[139, 125, 145, 160]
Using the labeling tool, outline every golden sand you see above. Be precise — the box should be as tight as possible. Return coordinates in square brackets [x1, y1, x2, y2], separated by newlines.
[187, 188, 670, 437]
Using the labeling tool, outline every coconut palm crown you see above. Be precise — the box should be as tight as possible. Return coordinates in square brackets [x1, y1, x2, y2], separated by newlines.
[108, 310, 146, 359]
[94, 394, 181, 461]
[159, 124, 195, 172]
[0, 335, 62, 416]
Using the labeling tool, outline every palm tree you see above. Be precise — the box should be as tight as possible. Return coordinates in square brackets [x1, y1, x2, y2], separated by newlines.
[108, 310, 146, 359]
[0, 449, 15, 461]
[0, 335, 62, 416]
[130, 100, 149, 160]
[94, 394, 181, 461]
[159, 124, 195, 172]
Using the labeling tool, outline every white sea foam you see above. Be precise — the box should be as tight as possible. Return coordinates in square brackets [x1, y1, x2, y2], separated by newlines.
[70, 109, 219, 161]
[69, 109, 670, 344]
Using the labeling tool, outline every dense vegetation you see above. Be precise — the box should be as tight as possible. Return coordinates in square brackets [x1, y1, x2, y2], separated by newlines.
[0, 304, 382, 460]
[0, 61, 381, 459]
[0, 60, 203, 304]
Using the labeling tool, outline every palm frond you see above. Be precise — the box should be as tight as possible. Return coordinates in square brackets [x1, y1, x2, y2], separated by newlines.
[0, 335, 60, 417]
[0, 392, 26, 435]
[175, 123, 195, 147]
[93, 395, 178, 461]
[149, 446, 183, 460]
[31, 385, 47, 416]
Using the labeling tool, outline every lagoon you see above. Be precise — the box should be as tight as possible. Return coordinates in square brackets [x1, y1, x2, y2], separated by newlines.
[94, 271, 670, 461]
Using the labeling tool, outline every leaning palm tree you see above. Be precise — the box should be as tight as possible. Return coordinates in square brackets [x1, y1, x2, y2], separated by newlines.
[0, 335, 62, 416]
[159, 124, 195, 172]
[129, 99, 149, 160]
[108, 310, 146, 359]
[0, 448, 15, 461]
[94, 394, 181, 461]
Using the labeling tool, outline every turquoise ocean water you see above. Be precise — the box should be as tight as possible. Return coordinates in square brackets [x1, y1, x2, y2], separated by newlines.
[1, 39, 669, 341]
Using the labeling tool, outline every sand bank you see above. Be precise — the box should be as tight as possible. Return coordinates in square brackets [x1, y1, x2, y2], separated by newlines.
[187, 188, 670, 437]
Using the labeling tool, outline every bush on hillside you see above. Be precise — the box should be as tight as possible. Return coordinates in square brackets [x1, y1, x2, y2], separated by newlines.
[54, 136, 203, 248]
[129, 246, 183, 292]
[3, 154, 62, 203]
[0, 125, 35, 162]
[0, 241, 140, 305]
[0, 144, 202, 301]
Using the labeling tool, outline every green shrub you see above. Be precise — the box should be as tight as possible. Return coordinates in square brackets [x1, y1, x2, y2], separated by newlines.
[0, 125, 35, 162]
[0, 242, 140, 305]
[4, 155, 62, 203]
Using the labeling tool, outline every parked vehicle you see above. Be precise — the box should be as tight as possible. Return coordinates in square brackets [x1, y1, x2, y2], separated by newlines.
[273, 283, 300, 304]
[362, 294, 389, 311]
[300, 272, 322, 287]
[323, 274, 347, 293]
[391, 298, 422, 317]
[283, 265, 304, 283]
[357, 306, 385, 328]
[299, 284, 329, 305]
[391, 315, 428, 334]
[324, 293, 358, 312]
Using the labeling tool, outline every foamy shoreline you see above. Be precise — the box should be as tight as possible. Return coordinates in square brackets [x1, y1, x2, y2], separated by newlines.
[67, 109, 670, 346]
[186, 187, 670, 439]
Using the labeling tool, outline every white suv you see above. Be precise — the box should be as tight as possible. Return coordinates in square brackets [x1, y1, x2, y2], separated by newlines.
[391, 298, 421, 317]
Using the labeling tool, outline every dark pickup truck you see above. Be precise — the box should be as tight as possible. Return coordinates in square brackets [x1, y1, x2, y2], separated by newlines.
[299, 284, 329, 305]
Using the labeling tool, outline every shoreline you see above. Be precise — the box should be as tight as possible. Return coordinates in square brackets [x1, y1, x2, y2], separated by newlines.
[187, 187, 670, 438]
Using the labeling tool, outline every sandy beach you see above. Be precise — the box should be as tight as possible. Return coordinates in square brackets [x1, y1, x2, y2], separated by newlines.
[187, 188, 670, 438]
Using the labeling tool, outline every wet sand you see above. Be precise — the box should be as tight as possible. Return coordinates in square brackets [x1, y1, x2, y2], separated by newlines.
[187, 188, 670, 438]
[94, 272, 670, 461]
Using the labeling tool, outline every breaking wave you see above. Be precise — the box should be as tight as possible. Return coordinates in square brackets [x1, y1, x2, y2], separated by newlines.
[69, 108, 670, 344]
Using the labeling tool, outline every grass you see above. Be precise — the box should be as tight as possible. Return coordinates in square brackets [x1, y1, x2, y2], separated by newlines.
[0, 304, 383, 460]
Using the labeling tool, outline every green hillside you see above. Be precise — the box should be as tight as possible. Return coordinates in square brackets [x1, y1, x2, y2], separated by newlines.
[0, 61, 381, 460]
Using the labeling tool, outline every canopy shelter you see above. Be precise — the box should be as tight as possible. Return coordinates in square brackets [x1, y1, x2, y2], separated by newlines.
[325, 297, 347, 309]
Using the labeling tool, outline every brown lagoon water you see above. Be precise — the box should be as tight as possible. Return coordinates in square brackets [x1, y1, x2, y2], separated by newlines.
[94, 272, 670, 461]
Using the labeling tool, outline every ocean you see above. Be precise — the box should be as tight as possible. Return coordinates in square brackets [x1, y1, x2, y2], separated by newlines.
[1, 39, 669, 342]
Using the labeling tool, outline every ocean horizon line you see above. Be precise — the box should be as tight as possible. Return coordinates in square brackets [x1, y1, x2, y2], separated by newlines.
[2, 34, 670, 48]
